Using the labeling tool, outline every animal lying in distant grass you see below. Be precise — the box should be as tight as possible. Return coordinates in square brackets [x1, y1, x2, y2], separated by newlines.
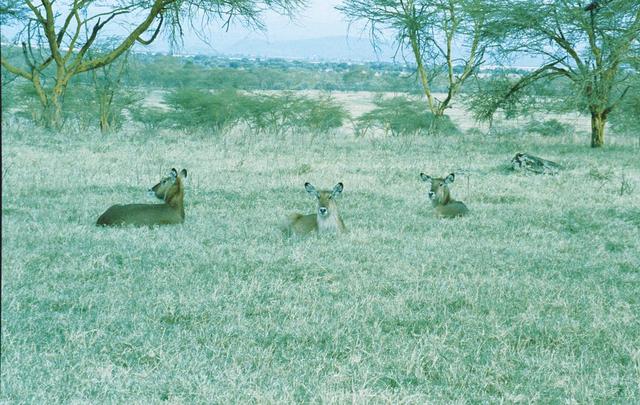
[511, 152, 560, 175]
[420, 172, 469, 218]
[96, 168, 187, 226]
[283, 182, 346, 236]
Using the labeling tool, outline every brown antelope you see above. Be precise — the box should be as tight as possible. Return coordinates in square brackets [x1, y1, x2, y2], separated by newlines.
[284, 182, 346, 235]
[420, 172, 468, 218]
[96, 168, 187, 226]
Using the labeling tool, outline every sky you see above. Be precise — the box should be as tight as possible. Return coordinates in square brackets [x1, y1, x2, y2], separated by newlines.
[142, 0, 368, 54]
[249, 0, 354, 41]
[0, 0, 542, 65]
[0, 1, 359, 44]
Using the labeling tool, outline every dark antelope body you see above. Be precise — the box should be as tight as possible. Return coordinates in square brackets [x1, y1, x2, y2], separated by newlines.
[420, 172, 468, 218]
[285, 182, 346, 235]
[511, 152, 560, 175]
[96, 168, 187, 226]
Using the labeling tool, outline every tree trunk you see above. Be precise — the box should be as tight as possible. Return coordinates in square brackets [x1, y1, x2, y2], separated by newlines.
[44, 81, 67, 129]
[99, 114, 111, 134]
[99, 94, 111, 135]
[590, 110, 606, 148]
[428, 110, 447, 135]
[42, 98, 63, 130]
[407, 30, 437, 115]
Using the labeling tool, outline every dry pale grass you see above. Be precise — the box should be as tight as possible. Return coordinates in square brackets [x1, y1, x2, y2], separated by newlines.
[1, 95, 639, 402]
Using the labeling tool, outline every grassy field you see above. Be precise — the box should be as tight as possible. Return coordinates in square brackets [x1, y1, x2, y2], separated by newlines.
[2, 95, 640, 402]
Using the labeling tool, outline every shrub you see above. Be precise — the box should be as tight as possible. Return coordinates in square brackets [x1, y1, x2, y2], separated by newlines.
[524, 119, 573, 137]
[63, 84, 140, 132]
[303, 96, 351, 133]
[268, 93, 349, 134]
[163, 88, 349, 135]
[465, 75, 576, 126]
[355, 95, 459, 136]
[4, 82, 46, 124]
[465, 77, 530, 125]
[3, 81, 139, 132]
[129, 107, 169, 130]
[609, 79, 640, 136]
[164, 88, 244, 131]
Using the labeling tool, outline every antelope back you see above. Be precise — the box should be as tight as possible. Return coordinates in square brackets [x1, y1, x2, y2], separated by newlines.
[96, 168, 188, 226]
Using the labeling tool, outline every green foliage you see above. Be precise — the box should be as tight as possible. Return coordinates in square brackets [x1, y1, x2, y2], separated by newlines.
[2, 78, 139, 131]
[129, 107, 169, 131]
[305, 96, 350, 132]
[466, 77, 528, 123]
[609, 77, 640, 135]
[524, 119, 573, 137]
[63, 84, 141, 132]
[259, 92, 350, 135]
[5, 82, 44, 123]
[337, 0, 492, 116]
[123, 53, 425, 93]
[355, 95, 459, 136]
[164, 88, 244, 131]
[487, 0, 640, 146]
[1, 72, 21, 113]
[465, 74, 578, 125]
[1, 0, 309, 130]
[162, 88, 349, 134]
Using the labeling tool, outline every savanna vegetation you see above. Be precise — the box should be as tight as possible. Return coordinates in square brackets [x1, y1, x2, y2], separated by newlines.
[2, 0, 640, 402]
[0, 0, 305, 129]
[2, 108, 639, 402]
[338, 0, 492, 116]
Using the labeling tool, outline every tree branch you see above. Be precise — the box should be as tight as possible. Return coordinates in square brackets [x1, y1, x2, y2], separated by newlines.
[603, 85, 630, 115]
[1, 58, 32, 80]
[70, 10, 128, 72]
[136, 12, 164, 45]
[501, 59, 569, 105]
[38, 0, 65, 67]
[75, 0, 169, 74]
[24, 0, 45, 23]
[21, 41, 36, 70]
[63, 6, 83, 63]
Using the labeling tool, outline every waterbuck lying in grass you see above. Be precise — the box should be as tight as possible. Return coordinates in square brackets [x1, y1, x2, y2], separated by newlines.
[420, 172, 469, 218]
[96, 168, 187, 226]
[511, 152, 560, 175]
[284, 182, 346, 236]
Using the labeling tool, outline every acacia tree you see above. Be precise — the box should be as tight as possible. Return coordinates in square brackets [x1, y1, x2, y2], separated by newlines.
[87, 40, 133, 134]
[0, 0, 304, 129]
[492, 0, 640, 147]
[337, 0, 492, 117]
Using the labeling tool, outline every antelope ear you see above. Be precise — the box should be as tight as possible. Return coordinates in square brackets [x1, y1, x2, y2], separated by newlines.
[331, 182, 344, 197]
[179, 169, 187, 178]
[170, 168, 178, 178]
[305, 182, 319, 198]
[444, 173, 455, 184]
[420, 173, 432, 183]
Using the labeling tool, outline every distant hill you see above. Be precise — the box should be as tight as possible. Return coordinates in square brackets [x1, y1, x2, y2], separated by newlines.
[220, 36, 398, 62]
[216, 35, 545, 68]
